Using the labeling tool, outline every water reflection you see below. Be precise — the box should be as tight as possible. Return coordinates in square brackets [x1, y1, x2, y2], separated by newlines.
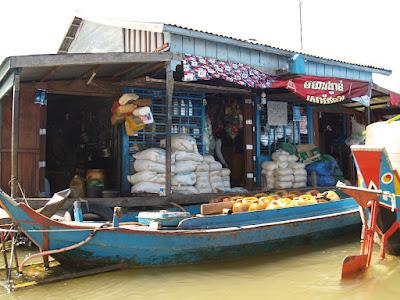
[1, 232, 400, 300]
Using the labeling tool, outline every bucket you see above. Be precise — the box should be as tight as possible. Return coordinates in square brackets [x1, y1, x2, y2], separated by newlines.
[366, 121, 400, 170]
[86, 180, 105, 198]
[86, 169, 106, 183]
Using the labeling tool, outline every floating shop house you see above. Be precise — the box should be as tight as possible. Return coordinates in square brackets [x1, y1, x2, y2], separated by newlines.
[0, 15, 395, 201]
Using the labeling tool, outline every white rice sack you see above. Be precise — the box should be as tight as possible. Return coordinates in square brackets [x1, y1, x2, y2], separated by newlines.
[264, 175, 275, 183]
[196, 176, 210, 185]
[294, 175, 308, 183]
[288, 155, 299, 162]
[196, 171, 209, 177]
[174, 151, 204, 162]
[127, 171, 165, 185]
[289, 162, 306, 169]
[277, 161, 289, 168]
[210, 170, 221, 177]
[265, 183, 275, 190]
[275, 181, 293, 189]
[209, 161, 223, 171]
[275, 174, 294, 182]
[271, 150, 290, 162]
[197, 185, 213, 193]
[196, 163, 210, 172]
[133, 148, 170, 164]
[174, 161, 200, 173]
[220, 168, 231, 177]
[261, 169, 274, 177]
[274, 168, 293, 176]
[293, 169, 307, 176]
[172, 172, 196, 186]
[261, 161, 278, 171]
[204, 155, 216, 164]
[293, 182, 307, 188]
[160, 135, 199, 153]
[131, 182, 164, 194]
[134, 159, 167, 173]
[172, 185, 199, 194]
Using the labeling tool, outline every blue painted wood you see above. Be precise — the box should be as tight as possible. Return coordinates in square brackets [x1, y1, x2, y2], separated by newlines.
[194, 38, 206, 56]
[168, 31, 376, 80]
[332, 66, 347, 78]
[216, 43, 228, 61]
[306, 106, 314, 144]
[182, 36, 195, 54]
[0, 191, 360, 267]
[307, 62, 317, 75]
[324, 65, 333, 77]
[250, 50, 260, 66]
[240, 48, 251, 65]
[289, 54, 305, 74]
[205, 40, 217, 58]
[278, 56, 288, 70]
[179, 199, 358, 229]
[227, 45, 240, 62]
[316, 63, 325, 76]
[121, 125, 130, 194]
[169, 34, 183, 54]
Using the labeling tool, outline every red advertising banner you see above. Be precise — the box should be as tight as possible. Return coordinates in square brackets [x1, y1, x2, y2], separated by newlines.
[271, 76, 371, 106]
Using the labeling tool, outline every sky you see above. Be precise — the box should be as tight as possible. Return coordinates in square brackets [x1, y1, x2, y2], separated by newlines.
[0, 0, 398, 92]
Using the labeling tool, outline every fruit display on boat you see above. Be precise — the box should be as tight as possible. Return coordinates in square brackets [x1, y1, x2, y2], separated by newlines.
[207, 188, 342, 214]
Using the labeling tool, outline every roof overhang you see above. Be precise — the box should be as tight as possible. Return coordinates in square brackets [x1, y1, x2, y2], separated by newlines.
[0, 52, 173, 98]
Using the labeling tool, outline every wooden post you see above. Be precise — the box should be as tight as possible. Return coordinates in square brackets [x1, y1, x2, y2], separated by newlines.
[243, 97, 255, 189]
[165, 62, 174, 195]
[11, 70, 21, 198]
[365, 106, 371, 126]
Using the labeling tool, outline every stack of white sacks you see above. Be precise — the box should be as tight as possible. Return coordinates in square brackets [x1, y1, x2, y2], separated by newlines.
[128, 148, 169, 193]
[128, 135, 232, 194]
[261, 150, 307, 190]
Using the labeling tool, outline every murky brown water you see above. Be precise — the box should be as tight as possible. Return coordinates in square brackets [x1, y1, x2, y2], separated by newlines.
[0, 233, 399, 300]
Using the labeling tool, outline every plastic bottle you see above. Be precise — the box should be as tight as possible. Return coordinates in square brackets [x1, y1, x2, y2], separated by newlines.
[188, 100, 193, 116]
[173, 100, 179, 116]
[180, 100, 186, 116]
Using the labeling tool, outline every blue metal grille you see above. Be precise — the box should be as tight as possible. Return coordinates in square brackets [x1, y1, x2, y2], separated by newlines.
[120, 87, 206, 194]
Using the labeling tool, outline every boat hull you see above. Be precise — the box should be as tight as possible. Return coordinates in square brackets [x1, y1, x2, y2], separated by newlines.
[0, 191, 361, 268]
[50, 211, 359, 267]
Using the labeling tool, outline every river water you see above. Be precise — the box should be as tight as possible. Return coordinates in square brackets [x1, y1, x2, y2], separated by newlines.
[1, 232, 399, 300]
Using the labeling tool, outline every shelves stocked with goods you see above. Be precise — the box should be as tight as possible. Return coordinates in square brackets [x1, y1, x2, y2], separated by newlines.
[121, 88, 206, 194]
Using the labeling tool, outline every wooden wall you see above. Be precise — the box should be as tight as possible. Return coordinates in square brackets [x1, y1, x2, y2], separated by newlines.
[1, 86, 41, 197]
[169, 33, 372, 81]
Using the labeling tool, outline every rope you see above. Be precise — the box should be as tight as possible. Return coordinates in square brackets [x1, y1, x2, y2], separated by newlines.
[8, 177, 30, 207]
[0, 227, 105, 233]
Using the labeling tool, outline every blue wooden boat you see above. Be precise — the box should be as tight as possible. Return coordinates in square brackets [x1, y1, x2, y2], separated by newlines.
[0, 189, 360, 269]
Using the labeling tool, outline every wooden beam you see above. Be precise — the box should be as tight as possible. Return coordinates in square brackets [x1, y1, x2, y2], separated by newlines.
[165, 63, 174, 195]
[0, 59, 11, 84]
[9, 52, 173, 69]
[372, 83, 391, 97]
[117, 76, 252, 95]
[25, 79, 120, 97]
[112, 63, 144, 79]
[39, 66, 61, 82]
[79, 64, 102, 80]
[11, 70, 21, 197]
[122, 62, 165, 81]
[0, 72, 15, 99]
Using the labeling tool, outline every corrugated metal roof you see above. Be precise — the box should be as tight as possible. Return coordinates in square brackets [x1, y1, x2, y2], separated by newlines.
[57, 16, 391, 75]
[164, 23, 391, 74]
